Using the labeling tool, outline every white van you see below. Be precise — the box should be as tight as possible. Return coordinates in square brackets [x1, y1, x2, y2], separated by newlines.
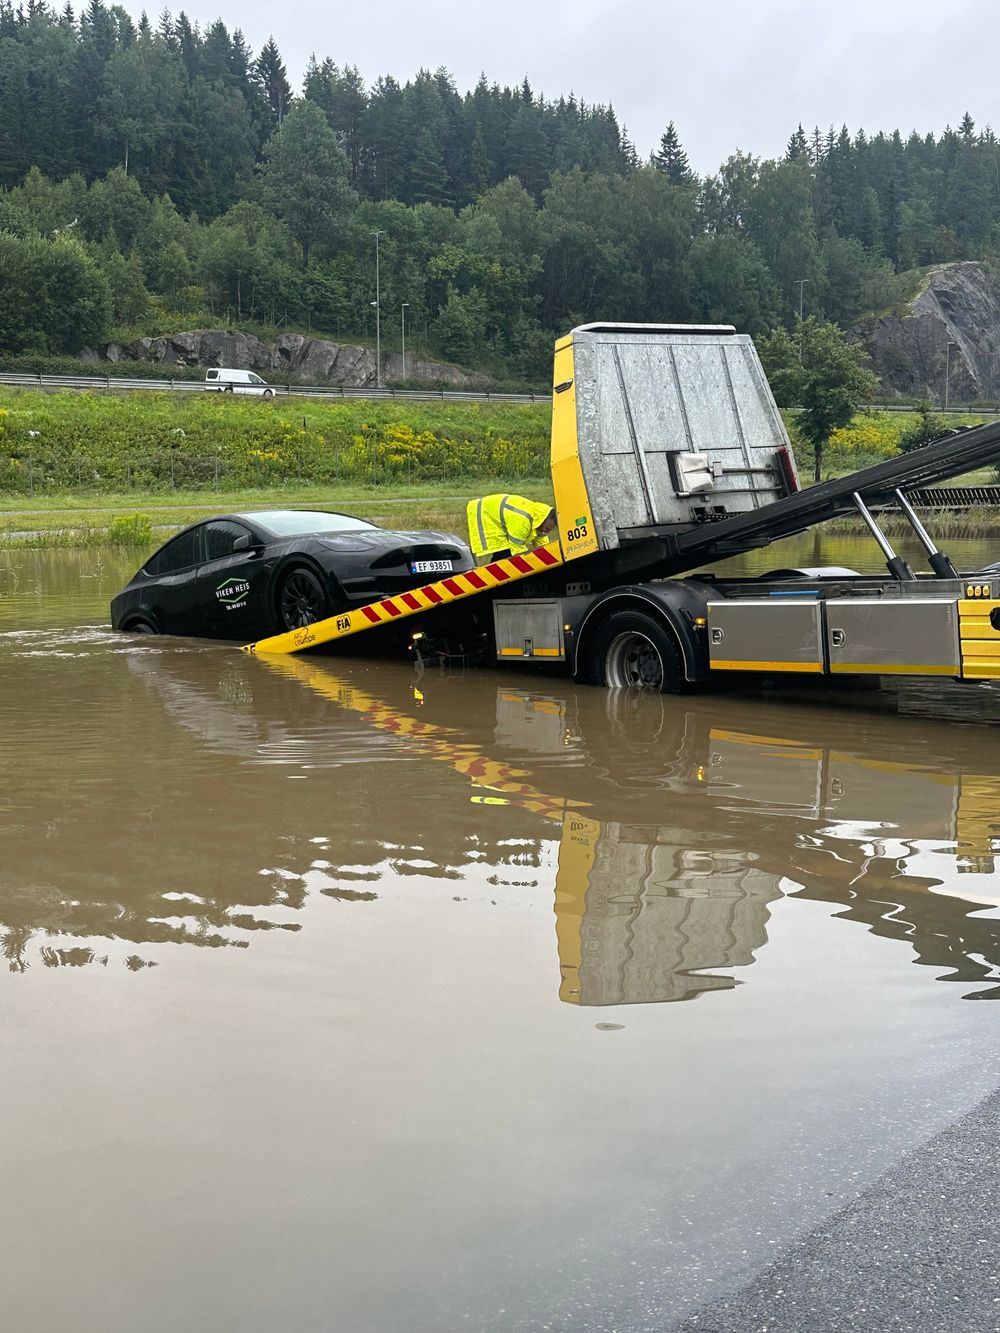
[205, 368, 275, 397]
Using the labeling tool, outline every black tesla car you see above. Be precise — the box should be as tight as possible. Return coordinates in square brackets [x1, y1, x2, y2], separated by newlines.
[110, 509, 474, 640]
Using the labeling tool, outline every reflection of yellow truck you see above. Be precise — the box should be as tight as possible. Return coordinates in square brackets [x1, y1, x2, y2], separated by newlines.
[264, 658, 1000, 1006]
[246, 323, 1000, 703]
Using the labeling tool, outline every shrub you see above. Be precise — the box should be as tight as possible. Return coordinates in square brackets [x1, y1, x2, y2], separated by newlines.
[897, 400, 948, 452]
[106, 514, 154, 545]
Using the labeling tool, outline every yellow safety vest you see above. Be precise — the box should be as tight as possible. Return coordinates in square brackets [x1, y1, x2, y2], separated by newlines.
[466, 493, 553, 558]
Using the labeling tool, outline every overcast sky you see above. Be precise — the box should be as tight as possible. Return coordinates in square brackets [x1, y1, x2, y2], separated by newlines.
[136, 0, 1000, 172]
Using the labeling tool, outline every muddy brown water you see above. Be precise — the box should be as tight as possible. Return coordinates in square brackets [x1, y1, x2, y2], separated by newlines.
[2, 534, 1000, 1333]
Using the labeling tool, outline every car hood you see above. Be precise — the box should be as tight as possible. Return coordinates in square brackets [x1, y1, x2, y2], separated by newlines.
[318, 529, 468, 550]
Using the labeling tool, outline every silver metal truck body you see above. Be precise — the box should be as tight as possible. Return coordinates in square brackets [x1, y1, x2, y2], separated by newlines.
[568, 324, 795, 551]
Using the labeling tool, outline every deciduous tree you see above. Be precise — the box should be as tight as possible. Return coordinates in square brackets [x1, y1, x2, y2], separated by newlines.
[757, 317, 877, 482]
[258, 99, 355, 267]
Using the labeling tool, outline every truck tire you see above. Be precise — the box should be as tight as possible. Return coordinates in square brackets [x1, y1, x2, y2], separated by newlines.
[582, 609, 685, 693]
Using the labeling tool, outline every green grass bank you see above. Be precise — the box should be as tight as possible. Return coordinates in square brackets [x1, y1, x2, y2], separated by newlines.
[0, 389, 552, 495]
[0, 388, 994, 549]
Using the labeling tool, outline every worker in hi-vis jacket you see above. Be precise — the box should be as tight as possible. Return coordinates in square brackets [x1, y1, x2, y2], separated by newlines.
[466, 493, 557, 561]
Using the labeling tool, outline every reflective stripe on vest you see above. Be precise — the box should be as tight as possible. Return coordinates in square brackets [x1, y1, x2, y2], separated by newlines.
[498, 495, 532, 546]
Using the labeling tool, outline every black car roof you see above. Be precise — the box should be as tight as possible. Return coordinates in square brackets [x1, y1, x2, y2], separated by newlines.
[236, 510, 379, 534]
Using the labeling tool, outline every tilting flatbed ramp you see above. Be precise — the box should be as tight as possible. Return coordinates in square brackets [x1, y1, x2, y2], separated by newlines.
[668, 418, 1000, 566]
[243, 541, 564, 655]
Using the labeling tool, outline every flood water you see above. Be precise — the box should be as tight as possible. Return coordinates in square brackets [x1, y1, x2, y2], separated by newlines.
[3, 535, 1000, 1333]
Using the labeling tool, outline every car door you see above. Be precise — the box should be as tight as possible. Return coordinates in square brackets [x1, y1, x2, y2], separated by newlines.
[198, 519, 269, 637]
[145, 525, 205, 633]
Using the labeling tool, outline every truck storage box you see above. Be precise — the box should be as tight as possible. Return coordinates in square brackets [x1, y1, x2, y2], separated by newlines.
[707, 598, 824, 673]
[826, 598, 960, 676]
[494, 599, 566, 661]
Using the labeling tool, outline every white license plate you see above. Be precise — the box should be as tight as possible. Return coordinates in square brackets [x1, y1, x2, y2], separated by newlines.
[411, 560, 453, 574]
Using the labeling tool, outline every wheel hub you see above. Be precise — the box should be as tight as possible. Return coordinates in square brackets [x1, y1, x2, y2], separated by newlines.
[606, 631, 664, 689]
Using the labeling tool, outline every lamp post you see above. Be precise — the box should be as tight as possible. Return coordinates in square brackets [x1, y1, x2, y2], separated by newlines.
[795, 278, 810, 322]
[945, 340, 956, 410]
[401, 303, 409, 380]
[371, 230, 384, 388]
[795, 278, 810, 363]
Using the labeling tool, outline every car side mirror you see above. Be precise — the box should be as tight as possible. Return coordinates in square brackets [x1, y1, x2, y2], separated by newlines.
[233, 534, 252, 552]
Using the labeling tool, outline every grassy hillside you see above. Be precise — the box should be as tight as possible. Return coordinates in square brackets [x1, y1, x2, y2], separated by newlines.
[0, 389, 551, 495]
[0, 388, 991, 549]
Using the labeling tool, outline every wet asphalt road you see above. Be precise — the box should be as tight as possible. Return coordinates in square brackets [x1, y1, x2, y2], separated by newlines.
[672, 1082, 1000, 1333]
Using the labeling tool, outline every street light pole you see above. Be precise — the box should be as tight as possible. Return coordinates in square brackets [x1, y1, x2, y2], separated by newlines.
[796, 278, 810, 322]
[401, 302, 409, 380]
[945, 340, 956, 410]
[371, 230, 384, 389]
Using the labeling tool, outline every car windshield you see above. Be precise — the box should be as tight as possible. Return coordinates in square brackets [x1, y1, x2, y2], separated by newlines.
[241, 510, 378, 536]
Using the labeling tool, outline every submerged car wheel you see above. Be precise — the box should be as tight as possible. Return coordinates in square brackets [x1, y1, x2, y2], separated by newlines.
[123, 616, 158, 635]
[278, 567, 329, 631]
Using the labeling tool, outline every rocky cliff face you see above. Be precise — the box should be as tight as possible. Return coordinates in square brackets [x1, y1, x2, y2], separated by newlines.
[858, 262, 1000, 403]
[82, 330, 488, 388]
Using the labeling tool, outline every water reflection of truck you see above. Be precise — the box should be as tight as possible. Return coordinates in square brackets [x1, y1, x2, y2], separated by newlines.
[5, 648, 998, 999]
[245, 324, 1000, 709]
[269, 658, 1000, 1004]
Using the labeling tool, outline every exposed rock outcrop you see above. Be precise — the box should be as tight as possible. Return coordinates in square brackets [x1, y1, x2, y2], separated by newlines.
[86, 330, 488, 388]
[857, 262, 1000, 403]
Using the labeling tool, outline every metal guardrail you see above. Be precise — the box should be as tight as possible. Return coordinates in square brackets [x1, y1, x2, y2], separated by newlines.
[1, 373, 993, 413]
[0, 371, 543, 404]
[907, 485, 1000, 507]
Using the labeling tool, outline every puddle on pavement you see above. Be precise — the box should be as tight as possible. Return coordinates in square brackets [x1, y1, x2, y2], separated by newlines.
[2, 541, 1000, 1333]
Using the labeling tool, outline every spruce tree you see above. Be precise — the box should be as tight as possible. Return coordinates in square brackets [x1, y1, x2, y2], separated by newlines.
[652, 121, 692, 185]
[786, 123, 808, 161]
[254, 36, 290, 126]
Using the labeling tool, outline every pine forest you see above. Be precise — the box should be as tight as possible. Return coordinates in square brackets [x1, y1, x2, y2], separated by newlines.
[2, 1, 1000, 381]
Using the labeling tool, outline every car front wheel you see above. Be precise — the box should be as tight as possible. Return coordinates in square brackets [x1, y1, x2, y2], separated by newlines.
[123, 616, 159, 635]
[277, 567, 329, 631]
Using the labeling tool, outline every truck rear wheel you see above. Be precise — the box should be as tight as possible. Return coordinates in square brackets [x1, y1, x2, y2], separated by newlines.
[583, 610, 685, 693]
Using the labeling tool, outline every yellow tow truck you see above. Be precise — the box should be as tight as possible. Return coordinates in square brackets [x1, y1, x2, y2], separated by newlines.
[245, 323, 1000, 696]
